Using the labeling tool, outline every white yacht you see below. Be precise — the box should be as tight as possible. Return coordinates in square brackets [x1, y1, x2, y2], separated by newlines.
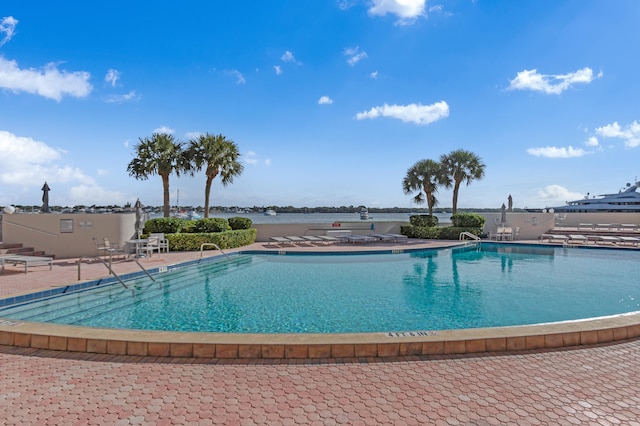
[359, 207, 369, 220]
[264, 209, 276, 216]
[551, 180, 640, 213]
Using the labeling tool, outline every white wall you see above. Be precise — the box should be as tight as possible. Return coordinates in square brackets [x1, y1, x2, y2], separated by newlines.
[479, 212, 556, 240]
[1, 213, 137, 258]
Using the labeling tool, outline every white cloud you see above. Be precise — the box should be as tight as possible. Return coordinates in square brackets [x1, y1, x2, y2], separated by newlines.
[368, 0, 426, 23]
[153, 126, 175, 135]
[344, 46, 368, 66]
[67, 184, 129, 206]
[244, 151, 258, 165]
[507, 67, 601, 95]
[370, 71, 379, 79]
[97, 169, 109, 176]
[226, 69, 246, 84]
[0, 57, 92, 101]
[0, 130, 62, 180]
[537, 185, 585, 205]
[585, 136, 599, 147]
[0, 16, 18, 46]
[281, 51, 297, 63]
[318, 96, 333, 105]
[184, 131, 202, 139]
[105, 69, 120, 87]
[595, 120, 640, 148]
[526, 145, 589, 158]
[264, 158, 271, 166]
[355, 101, 449, 125]
[273, 65, 282, 75]
[105, 90, 140, 103]
[337, 0, 356, 11]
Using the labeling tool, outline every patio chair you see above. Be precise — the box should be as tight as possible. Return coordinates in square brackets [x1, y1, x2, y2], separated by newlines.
[149, 233, 169, 252]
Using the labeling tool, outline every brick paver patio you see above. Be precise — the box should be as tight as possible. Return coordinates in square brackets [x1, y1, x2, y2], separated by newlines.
[1, 242, 639, 424]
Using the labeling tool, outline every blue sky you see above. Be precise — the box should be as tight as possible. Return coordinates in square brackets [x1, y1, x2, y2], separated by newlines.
[1, 0, 639, 210]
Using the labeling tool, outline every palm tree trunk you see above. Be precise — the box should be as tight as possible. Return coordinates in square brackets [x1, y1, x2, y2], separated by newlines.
[452, 181, 461, 214]
[203, 176, 213, 218]
[162, 173, 171, 217]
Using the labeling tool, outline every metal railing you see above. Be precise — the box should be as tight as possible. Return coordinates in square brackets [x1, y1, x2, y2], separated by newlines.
[199, 243, 232, 261]
[77, 256, 158, 295]
[459, 231, 480, 241]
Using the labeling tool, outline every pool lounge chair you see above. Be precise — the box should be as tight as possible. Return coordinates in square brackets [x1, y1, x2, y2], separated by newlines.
[567, 235, 588, 244]
[370, 233, 408, 243]
[616, 236, 640, 247]
[284, 236, 308, 245]
[340, 235, 377, 244]
[317, 235, 339, 244]
[301, 235, 325, 244]
[268, 237, 294, 246]
[540, 234, 568, 243]
[0, 255, 53, 274]
[587, 235, 620, 245]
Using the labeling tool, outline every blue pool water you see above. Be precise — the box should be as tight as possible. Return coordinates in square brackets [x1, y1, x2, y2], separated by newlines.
[1, 244, 639, 333]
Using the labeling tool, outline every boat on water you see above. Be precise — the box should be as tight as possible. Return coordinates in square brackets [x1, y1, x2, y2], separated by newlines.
[550, 180, 640, 213]
[264, 209, 276, 216]
[172, 210, 202, 220]
[359, 207, 369, 220]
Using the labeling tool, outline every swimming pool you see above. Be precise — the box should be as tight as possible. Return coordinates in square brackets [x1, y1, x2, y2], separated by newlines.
[1, 244, 639, 334]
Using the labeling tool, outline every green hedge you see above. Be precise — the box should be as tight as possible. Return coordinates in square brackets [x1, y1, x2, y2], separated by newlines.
[192, 218, 230, 233]
[400, 225, 482, 240]
[450, 212, 485, 228]
[409, 214, 439, 227]
[143, 217, 186, 234]
[166, 228, 257, 251]
[228, 216, 253, 230]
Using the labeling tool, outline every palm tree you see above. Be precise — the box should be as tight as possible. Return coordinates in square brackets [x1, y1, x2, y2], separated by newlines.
[402, 159, 446, 216]
[126, 133, 190, 217]
[188, 133, 244, 218]
[440, 149, 486, 214]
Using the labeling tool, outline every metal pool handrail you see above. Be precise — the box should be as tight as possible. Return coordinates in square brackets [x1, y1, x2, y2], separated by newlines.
[77, 256, 158, 295]
[459, 231, 480, 241]
[200, 243, 232, 261]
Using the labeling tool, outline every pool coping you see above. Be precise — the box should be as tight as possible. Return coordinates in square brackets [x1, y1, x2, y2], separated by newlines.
[1, 243, 640, 359]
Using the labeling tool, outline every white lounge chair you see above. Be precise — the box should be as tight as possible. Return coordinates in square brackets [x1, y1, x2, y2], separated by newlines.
[567, 235, 588, 244]
[302, 236, 325, 244]
[268, 237, 294, 246]
[284, 236, 307, 244]
[341, 235, 376, 244]
[540, 234, 568, 243]
[617, 236, 640, 247]
[317, 235, 339, 244]
[0, 254, 53, 274]
[589, 236, 620, 245]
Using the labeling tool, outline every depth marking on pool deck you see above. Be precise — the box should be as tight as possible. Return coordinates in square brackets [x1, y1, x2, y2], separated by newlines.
[386, 331, 439, 337]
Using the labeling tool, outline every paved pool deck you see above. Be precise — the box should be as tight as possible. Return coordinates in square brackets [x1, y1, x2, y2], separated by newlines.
[1, 240, 639, 424]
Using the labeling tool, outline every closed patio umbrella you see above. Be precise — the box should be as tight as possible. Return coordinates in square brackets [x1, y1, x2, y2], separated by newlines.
[134, 199, 143, 238]
[41, 182, 50, 213]
[501, 203, 507, 225]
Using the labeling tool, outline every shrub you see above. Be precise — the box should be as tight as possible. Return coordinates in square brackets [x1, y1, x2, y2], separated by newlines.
[401, 225, 482, 240]
[192, 218, 230, 233]
[143, 217, 185, 234]
[166, 229, 257, 251]
[228, 216, 253, 230]
[409, 214, 439, 227]
[401, 225, 441, 239]
[451, 212, 485, 228]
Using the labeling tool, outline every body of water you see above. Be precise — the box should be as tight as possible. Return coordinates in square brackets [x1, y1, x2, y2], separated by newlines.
[161, 212, 452, 224]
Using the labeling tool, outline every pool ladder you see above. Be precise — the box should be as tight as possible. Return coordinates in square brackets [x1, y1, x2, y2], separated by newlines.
[199, 243, 232, 262]
[459, 231, 481, 249]
[77, 256, 158, 296]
